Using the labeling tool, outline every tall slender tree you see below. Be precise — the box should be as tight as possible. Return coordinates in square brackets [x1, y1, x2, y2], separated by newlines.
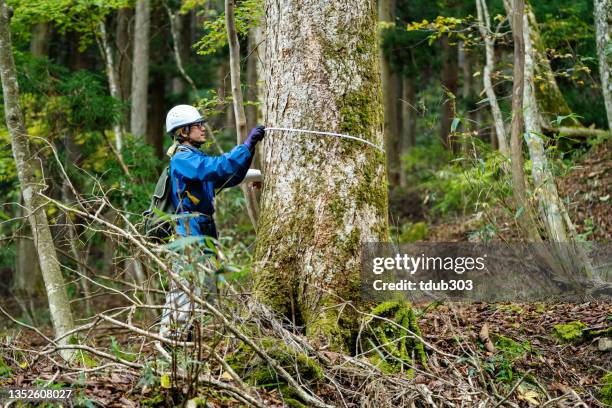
[130, 0, 150, 137]
[595, 0, 612, 130]
[476, 0, 509, 154]
[225, 0, 259, 227]
[256, 0, 389, 347]
[0, 0, 74, 359]
[379, 0, 401, 185]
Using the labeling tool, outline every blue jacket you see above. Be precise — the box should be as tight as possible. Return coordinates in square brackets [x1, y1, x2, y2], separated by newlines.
[170, 144, 253, 237]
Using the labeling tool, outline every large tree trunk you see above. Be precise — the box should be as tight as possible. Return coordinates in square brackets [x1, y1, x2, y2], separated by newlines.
[130, 0, 150, 137]
[225, 0, 259, 227]
[0, 0, 74, 359]
[379, 0, 400, 185]
[256, 0, 388, 348]
[595, 0, 612, 130]
[476, 0, 509, 154]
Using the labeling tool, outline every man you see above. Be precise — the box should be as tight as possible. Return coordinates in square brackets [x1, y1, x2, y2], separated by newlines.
[159, 104, 264, 339]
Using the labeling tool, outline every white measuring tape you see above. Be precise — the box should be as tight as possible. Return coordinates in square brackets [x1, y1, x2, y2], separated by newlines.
[264, 127, 385, 152]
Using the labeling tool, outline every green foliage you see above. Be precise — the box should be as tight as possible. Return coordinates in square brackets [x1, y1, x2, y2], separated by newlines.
[396, 222, 429, 243]
[600, 372, 612, 406]
[483, 335, 531, 383]
[0, 357, 11, 377]
[553, 321, 587, 343]
[401, 138, 510, 217]
[195, 0, 263, 56]
[8, 0, 130, 49]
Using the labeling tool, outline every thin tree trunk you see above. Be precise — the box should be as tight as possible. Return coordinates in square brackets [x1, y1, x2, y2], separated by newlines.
[166, 5, 197, 95]
[399, 74, 416, 188]
[440, 34, 459, 151]
[506, 0, 595, 279]
[225, 0, 259, 228]
[116, 7, 133, 104]
[503, 0, 572, 126]
[257, 0, 388, 347]
[379, 0, 400, 185]
[130, 0, 150, 137]
[509, 0, 541, 242]
[98, 20, 125, 152]
[30, 22, 50, 57]
[476, 0, 509, 154]
[595, 0, 612, 129]
[0, 0, 74, 359]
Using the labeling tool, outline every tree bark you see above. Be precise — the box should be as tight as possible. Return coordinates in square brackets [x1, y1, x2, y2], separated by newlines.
[595, 0, 612, 130]
[509, 0, 541, 242]
[98, 20, 125, 152]
[0, 0, 74, 359]
[130, 0, 150, 137]
[379, 0, 400, 185]
[503, 0, 572, 127]
[256, 0, 388, 348]
[476, 0, 509, 154]
[225, 0, 259, 227]
[508, 0, 594, 278]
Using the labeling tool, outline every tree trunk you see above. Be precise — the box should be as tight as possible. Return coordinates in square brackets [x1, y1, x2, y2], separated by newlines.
[503, 0, 572, 127]
[116, 7, 133, 104]
[98, 20, 125, 152]
[256, 0, 388, 348]
[130, 0, 150, 137]
[379, 0, 400, 185]
[30, 22, 50, 57]
[476, 0, 509, 154]
[399, 74, 416, 188]
[507, 0, 595, 278]
[0, 0, 74, 359]
[440, 34, 459, 151]
[509, 0, 541, 242]
[225, 0, 259, 228]
[595, 0, 612, 130]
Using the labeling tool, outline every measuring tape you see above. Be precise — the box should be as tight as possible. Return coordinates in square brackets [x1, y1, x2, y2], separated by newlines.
[264, 127, 385, 152]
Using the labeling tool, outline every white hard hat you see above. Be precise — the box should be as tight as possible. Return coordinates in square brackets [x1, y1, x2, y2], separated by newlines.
[165, 105, 204, 134]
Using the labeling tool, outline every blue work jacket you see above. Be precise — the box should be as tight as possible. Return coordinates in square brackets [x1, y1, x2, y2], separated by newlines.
[170, 143, 253, 237]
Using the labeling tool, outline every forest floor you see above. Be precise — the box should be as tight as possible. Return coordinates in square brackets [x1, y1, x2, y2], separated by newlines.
[0, 142, 610, 407]
[0, 299, 610, 407]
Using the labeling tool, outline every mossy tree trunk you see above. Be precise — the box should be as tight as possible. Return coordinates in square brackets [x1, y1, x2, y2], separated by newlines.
[256, 0, 389, 348]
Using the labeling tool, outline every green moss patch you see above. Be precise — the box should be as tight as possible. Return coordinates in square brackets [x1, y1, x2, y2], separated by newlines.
[360, 301, 427, 375]
[553, 321, 587, 344]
